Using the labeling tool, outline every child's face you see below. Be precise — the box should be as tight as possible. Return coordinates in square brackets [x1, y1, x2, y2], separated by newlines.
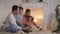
[19, 9, 23, 14]
[26, 11, 31, 16]
[28, 17, 32, 22]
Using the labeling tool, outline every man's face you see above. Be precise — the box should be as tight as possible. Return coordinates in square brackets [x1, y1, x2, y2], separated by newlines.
[19, 9, 23, 14]
[16, 8, 20, 14]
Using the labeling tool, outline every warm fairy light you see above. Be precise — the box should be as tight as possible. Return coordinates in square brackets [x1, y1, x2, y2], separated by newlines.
[37, 15, 43, 19]
[31, 7, 44, 22]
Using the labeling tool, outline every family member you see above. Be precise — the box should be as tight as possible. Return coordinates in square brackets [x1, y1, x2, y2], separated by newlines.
[4, 5, 22, 33]
[23, 9, 31, 24]
[21, 9, 32, 33]
[16, 7, 24, 27]
[26, 16, 39, 28]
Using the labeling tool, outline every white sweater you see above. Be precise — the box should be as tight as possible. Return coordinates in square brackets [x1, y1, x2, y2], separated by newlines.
[4, 13, 22, 29]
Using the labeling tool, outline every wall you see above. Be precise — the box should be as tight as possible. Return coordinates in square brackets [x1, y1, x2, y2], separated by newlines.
[43, 0, 60, 29]
[0, 0, 60, 28]
[0, 0, 45, 22]
[0, 0, 21, 26]
[0, 0, 7, 25]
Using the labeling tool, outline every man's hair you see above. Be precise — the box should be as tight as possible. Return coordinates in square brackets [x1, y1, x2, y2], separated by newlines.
[19, 7, 23, 10]
[25, 9, 31, 13]
[12, 5, 19, 12]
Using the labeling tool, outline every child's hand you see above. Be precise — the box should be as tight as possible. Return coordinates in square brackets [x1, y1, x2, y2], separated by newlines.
[37, 26, 39, 28]
[36, 25, 39, 28]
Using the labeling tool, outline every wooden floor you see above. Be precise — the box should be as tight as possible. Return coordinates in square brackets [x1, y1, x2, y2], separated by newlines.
[0, 30, 57, 34]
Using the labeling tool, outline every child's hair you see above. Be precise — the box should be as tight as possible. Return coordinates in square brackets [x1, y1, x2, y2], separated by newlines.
[27, 16, 34, 21]
[25, 9, 31, 13]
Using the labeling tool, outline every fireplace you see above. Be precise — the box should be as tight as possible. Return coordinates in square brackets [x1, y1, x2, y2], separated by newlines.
[22, 2, 44, 28]
[31, 7, 44, 28]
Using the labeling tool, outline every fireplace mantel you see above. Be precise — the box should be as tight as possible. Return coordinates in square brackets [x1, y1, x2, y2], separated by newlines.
[20, 2, 47, 10]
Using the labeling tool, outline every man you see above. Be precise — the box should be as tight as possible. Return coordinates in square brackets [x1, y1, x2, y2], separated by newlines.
[4, 5, 22, 33]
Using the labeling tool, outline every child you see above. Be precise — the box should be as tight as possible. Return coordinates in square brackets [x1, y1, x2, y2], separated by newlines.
[26, 16, 39, 28]
[23, 16, 43, 33]
[27, 16, 43, 31]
